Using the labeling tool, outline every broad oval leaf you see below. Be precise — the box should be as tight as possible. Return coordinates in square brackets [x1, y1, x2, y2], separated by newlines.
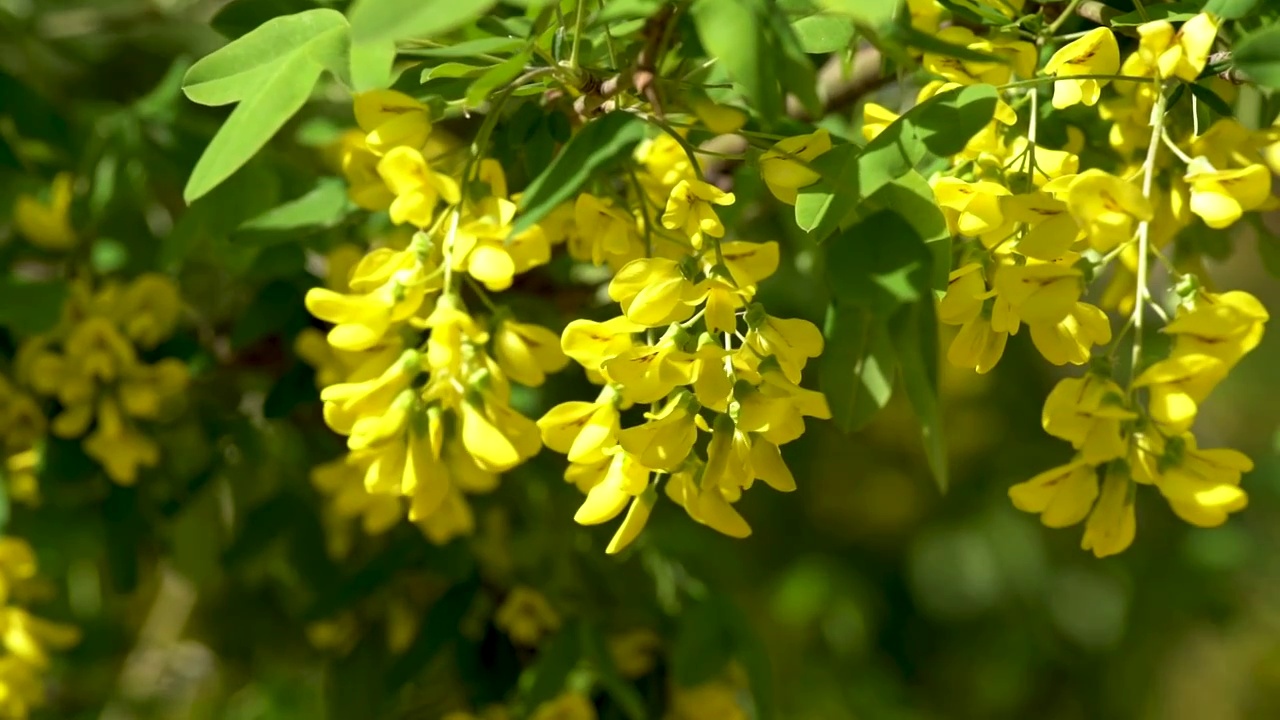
[820, 301, 897, 432]
[692, 0, 784, 125]
[1233, 25, 1280, 89]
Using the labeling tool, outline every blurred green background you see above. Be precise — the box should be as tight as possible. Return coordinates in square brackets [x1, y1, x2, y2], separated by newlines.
[5, 0, 1280, 718]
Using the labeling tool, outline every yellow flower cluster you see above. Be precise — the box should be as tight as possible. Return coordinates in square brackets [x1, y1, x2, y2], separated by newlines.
[304, 91, 569, 547]
[847, 11, 1276, 555]
[20, 274, 187, 485]
[538, 135, 828, 554]
[0, 537, 79, 719]
[0, 377, 44, 506]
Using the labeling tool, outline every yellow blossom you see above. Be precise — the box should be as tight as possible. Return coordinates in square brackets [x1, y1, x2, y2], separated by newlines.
[452, 197, 553, 291]
[377, 146, 461, 228]
[1135, 13, 1219, 82]
[661, 179, 734, 247]
[947, 314, 1008, 374]
[495, 586, 561, 647]
[1184, 162, 1273, 229]
[759, 129, 832, 205]
[1002, 192, 1081, 261]
[1132, 353, 1229, 433]
[1081, 466, 1135, 558]
[743, 313, 823, 384]
[1028, 302, 1112, 366]
[932, 178, 1014, 246]
[1133, 433, 1250, 527]
[1046, 170, 1153, 252]
[13, 173, 76, 250]
[572, 194, 643, 267]
[530, 692, 597, 720]
[1009, 459, 1099, 528]
[1041, 375, 1134, 464]
[560, 316, 642, 374]
[493, 320, 568, 387]
[1164, 289, 1268, 367]
[1043, 28, 1120, 109]
[353, 89, 432, 156]
[608, 257, 703, 327]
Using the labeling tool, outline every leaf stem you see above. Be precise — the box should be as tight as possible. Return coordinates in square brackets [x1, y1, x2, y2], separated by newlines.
[569, 0, 586, 71]
[999, 74, 1153, 90]
[1129, 83, 1167, 383]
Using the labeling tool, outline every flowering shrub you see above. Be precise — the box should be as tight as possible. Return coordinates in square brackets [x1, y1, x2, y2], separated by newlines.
[4, 0, 1280, 716]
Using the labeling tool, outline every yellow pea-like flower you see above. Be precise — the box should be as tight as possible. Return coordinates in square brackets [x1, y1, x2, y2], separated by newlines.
[377, 146, 461, 228]
[1132, 353, 1229, 433]
[112, 274, 183, 349]
[1028, 302, 1112, 366]
[1041, 375, 1134, 465]
[1047, 170, 1153, 252]
[1135, 432, 1250, 528]
[537, 393, 620, 465]
[460, 398, 541, 474]
[560, 316, 643, 373]
[947, 314, 1008, 374]
[617, 396, 698, 472]
[1184, 162, 1273, 229]
[938, 263, 988, 326]
[1164, 289, 1268, 367]
[932, 178, 1014, 247]
[415, 487, 477, 545]
[1080, 466, 1136, 558]
[861, 104, 899, 143]
[338, 131, 396, 211]
[993, 263, 1082, 325]
[666, 464, 752, 539]
[353, 89, 432, 156]
[495, 586, 561, 647]
[1043, 27, 1120, 109]
[692, 98, 748, 135]
[661, 179, 735, 248]
[451, 197, 553, 291]
[573, 450, 650, 526]
[530, 692, 596, 720]
[83, 399, 159, 485]
[493, 320, 568, 387]
[608, 257, 702, 327]
[1136, 13, 1219, 82]
[717, 240, 780, 286]
[13, 172, 76, 250]
[759, 129, 832, 205]
[1002, 192, 1081, 261]
[743, 313, 823, 384]
[1009, 459, 1099, 528]
[572, 193, 643, 267]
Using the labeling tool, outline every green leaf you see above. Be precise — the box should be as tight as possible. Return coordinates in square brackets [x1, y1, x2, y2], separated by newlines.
[1188, 83, 1234, 119]
[421, 62, 492, 81]
[721, 598, 776, 720]
[325, 636, 388, 719]
[238, 177, 353, 234]
[796, 84, 996, 241]
[411, 37, 526, 57]
[464, 51, 530, 107]
[768, 3, 823, 117]
[0, 278, 68, 336]
[1109, 3, 1197, 26]
[891, 299, 948, 491]
[519, 620, 583, 711]
[692, 0, 784, 125]
[349, 38, 397, 91]
[819, 0, 899, 30]
[512, 112, 646, 235]
[826, 209, 930, 312]
[182, 9, 348, 202]
[820, 301, 897, 432]
[349, 0, 498, 44]
[891, 25, 1010, 65]
[671, 597, 736, 687]
[1234, 26, 1280, 89]
[853, 172, 951, 291]
[792, 13, 856, 53]
[1203, 0, 1258, 19]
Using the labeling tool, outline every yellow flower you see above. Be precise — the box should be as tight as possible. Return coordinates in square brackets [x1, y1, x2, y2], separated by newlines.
[618, 395, 698, 472]
[338, 131, 396, 210]
[717, 240, 780, 287]
[693, 98, 748, 135]
[743, 313, 823, 384]
[572, 194, 643, 267]
[759, 129, 832, 205]
[530, 692, 597, 720]
[377, 146, 461, 228]
[1133, 432, 1250, 527]
[666, 679, 748, 720]
[452, 197, 553, 291]
[1009, 459, 1099, 528]
[993, 263, 1081, 325]
[494, 586, 561, 647]
[305, 272, 428, 352]
[1132, 353, 1228, 433]
[1136, 13, 1219, 82]
[537, 391, 620, 465]
[938, 263, 988, 325]
[1043, 28, 1120, 109]
[1028, 302, 1112, 366]
[1081, 466, 1135, 558]
[608, 257, 703, 327]
[608, 628, 662, 679]
[1184, 162, 1272, 229]
[353, 89, 432, 156]
[82, 398, 160, 485]
[13, 173, 76, 250]
[493, 320, 568, 387]
[947, 314, 1008, 374]
[1164, 289, 1268, 367]
[932, 178, 1013, 247]
[1007, 137, 1081, 186]
[861, 104, 899, 143]
[312, 456, 402, 537]
[602, 334, 697, 405]
[572, 451, 653, 550]
[666, 464, 751, 539]
[1046, 170, 1153, 252]
[460, 397, 541, 473]
[560, 316, 642, 374]
[661, 179, 735, 248]
[735, 368, 831, 446]
[113, 274, 182, 349]
[1041, 375, 1134, 464]
[1001, 192, 1081, 261]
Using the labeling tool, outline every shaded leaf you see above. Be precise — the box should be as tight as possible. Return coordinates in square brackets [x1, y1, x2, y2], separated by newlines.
[386, 579, 480, 690]
[349, 38, 397, 92]
[1109, 3, 1197, 25]
[692, 0, 784, 125]
[792, 13, 856, 53]
[464, 51, 530, 107]
[0, 278, 68, 336]
[671, 597, 735, 687]
[412, 37, 526, 57]
[512, 112, 646, 235]
[210, 0, 320, 39]
[825, 209, 931, 312]
[520, 620, 583, 711]
[1203, 0, 1258, 19]
[820, 301, 897, 432]
[238, 177, 353, 234]
[1188, 83, 1234, 119]
[892, 299, 948, 491]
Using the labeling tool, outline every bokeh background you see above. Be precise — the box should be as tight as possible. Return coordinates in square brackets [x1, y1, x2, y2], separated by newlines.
[4, 0, 1280, 718]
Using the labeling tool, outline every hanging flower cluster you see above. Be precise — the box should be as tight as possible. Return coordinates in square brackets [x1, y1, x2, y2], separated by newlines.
[841, 11, 1274, 556]
[18, 275, 188, 486]
[304, 90, 568, 548]
[0, 537, 79, 718]
[537, 134, 829, 555]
